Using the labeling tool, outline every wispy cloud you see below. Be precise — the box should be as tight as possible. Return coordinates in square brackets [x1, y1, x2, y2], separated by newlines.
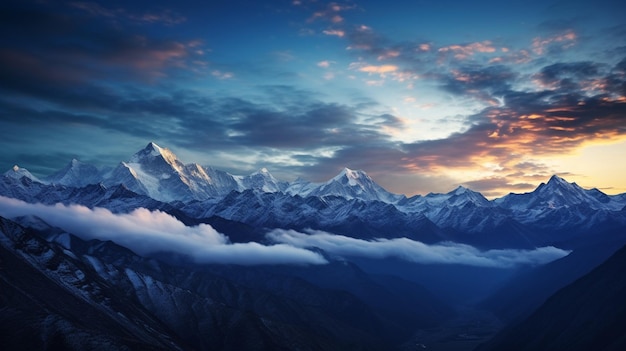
[351, 63, 399, 74]
[322, 29, 345, 37]
[0, 196, 327, 265]
[317, 60, 332, 68]
[438, 41, 498, 60]
[307, 2, 355, 24]
[1, 0, 625, 198]
[532, 30, 577, 55]
[70, 2, 187, 25]
[211, 70, 234, 80]
[268, 229, 571, 268]
[0, 3, 203, 84]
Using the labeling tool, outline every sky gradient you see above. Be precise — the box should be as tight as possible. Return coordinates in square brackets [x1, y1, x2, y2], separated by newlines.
[1, 0, 625, 197]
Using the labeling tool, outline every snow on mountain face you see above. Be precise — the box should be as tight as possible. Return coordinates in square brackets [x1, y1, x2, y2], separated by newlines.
[101, 142, 293, 202]
[398, 186, 491, 212]
[44, 159, 100, 187]
[394, 185, 498, 229]
[3, 165, 41, 182]
[4, 142, 626, 223]
[286, 167, 404, 203]
[239, 168, 288, 193]
[103, 142, 221, 202]
[103, 162, 151, 198]
[4, 143, 405, 204]
[495, 175, 625, 211]
[201, 166, 241, 195]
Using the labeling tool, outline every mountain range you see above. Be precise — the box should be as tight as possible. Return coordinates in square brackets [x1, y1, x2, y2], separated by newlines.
[1, 142, 626, 350]
[6, 142, 626, 210]
[3, 142, 626, 249]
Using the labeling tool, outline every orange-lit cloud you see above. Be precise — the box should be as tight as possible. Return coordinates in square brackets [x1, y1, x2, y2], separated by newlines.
[532, 30, 577, 55]
[395, 87, 626, 197]
[323, 29, 346, 37]
[307, 2, 355, 24]
[377, 50, 400, 61]
[418, 43, 431, 52]
[352, 63, 399, 74]
[438, 41, 497, 60]
[488, 49, 532, 64]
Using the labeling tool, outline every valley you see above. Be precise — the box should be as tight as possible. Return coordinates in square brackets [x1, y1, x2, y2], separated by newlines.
[1, 142, 625, 350]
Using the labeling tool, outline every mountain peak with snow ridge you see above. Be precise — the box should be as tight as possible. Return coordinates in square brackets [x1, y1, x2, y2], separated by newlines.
[338, 167, 365, 177]
[450, 185, 470, 195]
[536, 174, 584, 195]
[44, 158, 100, 187]
[130, 142, 179, 166]
[545, 174, 575, 187]
[493, 174, 626, 211]
[3, 165, 41, 182]
[7, 142, 625, 211]
[332, 167, 371, 185]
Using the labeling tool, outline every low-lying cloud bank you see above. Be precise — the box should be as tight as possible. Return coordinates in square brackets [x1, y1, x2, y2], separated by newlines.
[0, 196, 327, 265]
[0, 196, 571, 268]
[267, 229, 571, 268]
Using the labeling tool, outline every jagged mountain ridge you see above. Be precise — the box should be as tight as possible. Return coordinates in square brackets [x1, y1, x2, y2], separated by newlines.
[2, 144, 626, 350]
[6, 142, 626, 208]
[43, 159, 101, 187]
[3, 142, 626, 249]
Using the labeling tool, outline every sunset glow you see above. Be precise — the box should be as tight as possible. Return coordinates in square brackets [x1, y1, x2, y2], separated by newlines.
[1, 0, 624, 197]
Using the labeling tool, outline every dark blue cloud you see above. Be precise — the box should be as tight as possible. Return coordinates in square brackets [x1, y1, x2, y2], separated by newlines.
[1, 0, 625, 196]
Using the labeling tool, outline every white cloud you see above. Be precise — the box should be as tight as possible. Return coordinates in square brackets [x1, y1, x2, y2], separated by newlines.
[322, 29, 345, 37]
[0, 196, 327, 265]
[317, 60, 331, 68]
[211, 70, 233, 79]
[0, 196, 572, 268]
[267, 228, 571, 268]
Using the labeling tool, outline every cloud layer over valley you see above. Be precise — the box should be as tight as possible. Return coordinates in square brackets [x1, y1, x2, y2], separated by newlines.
[268, 229, 571, 268]
[0, 196, 571, 268]
[0, 196, 327, 265]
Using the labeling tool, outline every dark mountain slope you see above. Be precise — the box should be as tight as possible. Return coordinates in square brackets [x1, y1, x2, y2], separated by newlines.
[480, 228, 626, 323]
[0, 217, 184, 350]
[477, 243, 626, 351]
[1, 216, 448, 350]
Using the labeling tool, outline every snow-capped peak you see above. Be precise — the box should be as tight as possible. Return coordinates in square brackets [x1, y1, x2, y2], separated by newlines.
[142, 142, 163, 157]
[44, 159, 100, 187]
[339, 167, 362, 177]
[249, 167, 276, 179]
[536, 174, 583, 196]
[130, 142, 179, 167]
[494, 174, 622, 211]
[4, 165, 41, 182]
[333, 167, 369, 186]
[545, 174, 572, 188]
[451, 185, 469, 195]
[241, 168, 286, 193]
[445, 185, 491, 207]
[289, 167, 403, 203]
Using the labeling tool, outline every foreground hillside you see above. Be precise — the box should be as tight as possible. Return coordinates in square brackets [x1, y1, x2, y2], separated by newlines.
[0, 216, 454, 351]
[477, 243, 626, 351]
[1, 142, 626, 350]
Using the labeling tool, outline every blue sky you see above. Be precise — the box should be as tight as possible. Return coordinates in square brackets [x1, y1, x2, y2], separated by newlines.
[1, 0, 625, 197]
